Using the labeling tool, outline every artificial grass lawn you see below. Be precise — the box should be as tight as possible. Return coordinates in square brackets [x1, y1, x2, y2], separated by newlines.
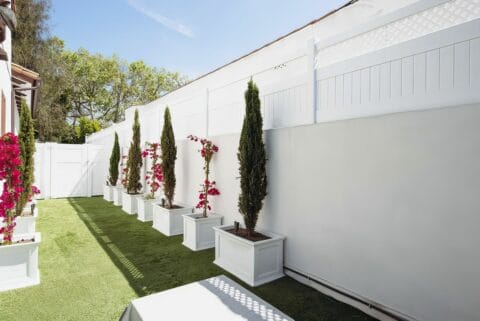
[0, 197, 375, 321]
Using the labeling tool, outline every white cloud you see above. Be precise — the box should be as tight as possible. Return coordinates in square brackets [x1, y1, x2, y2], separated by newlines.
[127, 0, 194, 38]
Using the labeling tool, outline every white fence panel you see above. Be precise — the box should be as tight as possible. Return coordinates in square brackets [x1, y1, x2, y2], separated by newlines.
[50, 144, 87, 198]
[315, 15, 480, 123]
[35, 143, 105, 198]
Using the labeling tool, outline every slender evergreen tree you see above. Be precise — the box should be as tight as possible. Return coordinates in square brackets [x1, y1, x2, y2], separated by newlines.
[161, 107, 176, 208]
[16, 100, 36, 216]
[238, 80, 267, 236]
[108, 132, 120, 186]
[126, 110, 142, 194]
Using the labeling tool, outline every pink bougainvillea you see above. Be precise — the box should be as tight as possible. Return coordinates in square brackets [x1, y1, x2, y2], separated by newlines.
[28, 185, 41, 202]
[0, 133, 24, 245]
[188, 135, 220, 217]
[142, 142, 163, 199]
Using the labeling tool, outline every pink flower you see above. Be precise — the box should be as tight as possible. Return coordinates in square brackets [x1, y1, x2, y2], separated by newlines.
[31, 185, 41, 195]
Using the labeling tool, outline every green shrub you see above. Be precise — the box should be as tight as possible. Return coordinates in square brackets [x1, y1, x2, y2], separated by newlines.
[108, 132, 120, 186]
[126, 110, 142, 194]
[161, 107, 176, 208]
[76, 117, 101, 143]
[16, 100, 36, 216]
[238, 80, 267, 235]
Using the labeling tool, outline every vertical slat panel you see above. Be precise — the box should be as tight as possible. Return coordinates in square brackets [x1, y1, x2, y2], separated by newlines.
[344, 73, 353, 107]
[440, 45, 454, 90]
[391, 59, 402, 99]
[361, 68, 370, 104]
[426, 49, 440, 92]
[414, 53, 426, 94]
[319, 80, 328, 111]
[380, 62, 391, 101]
[352, 70, 361, 105]
[335, 75, 344, 108]
[370, 65, 380, 102]
[471, 38, 480, 88]
[454, 41, 470, 88]
[327, 77, 336, 109]
[402, 56, 414, 96]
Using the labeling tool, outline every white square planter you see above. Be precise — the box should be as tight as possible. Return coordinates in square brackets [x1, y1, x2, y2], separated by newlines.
[0, 232, 41, 292]
[103, 185, 114, 202]
[183, 213, 223, 251]
[213, 225, 285, 287]
[15, 207, 39, 235]
[113, 187, 124, 206]
[136, 197, 157, 222]
[122, 192, 140, 215]
[152, 203, 193, 236]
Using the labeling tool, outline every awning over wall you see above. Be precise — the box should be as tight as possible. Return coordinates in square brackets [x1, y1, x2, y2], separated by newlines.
[11, 63, 40, 116]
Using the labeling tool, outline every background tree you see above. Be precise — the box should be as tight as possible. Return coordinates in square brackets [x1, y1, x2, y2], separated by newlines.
[12, 0, 187, 142]
[161, 107, 176, 208]
[108, 132, 120, 186]
[76, 117, 101, 143]
[12, 0, 51, 70]
[16, 100, 36, 216]
[126, 110, 142, 194]
[238, 80, 267, 236]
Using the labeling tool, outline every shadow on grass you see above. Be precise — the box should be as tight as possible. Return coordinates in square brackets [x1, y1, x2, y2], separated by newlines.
[68, 196, 376, 321]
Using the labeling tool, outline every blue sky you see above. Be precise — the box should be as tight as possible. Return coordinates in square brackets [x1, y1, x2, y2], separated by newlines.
[50, 0, 347, 78]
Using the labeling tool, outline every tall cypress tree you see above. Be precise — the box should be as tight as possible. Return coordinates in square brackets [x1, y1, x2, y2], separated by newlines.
[238, 80, 267, 236]
[108, 132, 120, 186]
[161, 107, 176, 208]
[16, 100, 36, 216]
[126, 110, 142, 194]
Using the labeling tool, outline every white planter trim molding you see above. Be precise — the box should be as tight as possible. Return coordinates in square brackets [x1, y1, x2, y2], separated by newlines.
[15, 207, 39, 235]
[113, 187, 124, 206]
[152, 203, 193, 236]
[214, 225, 285, 287]
[183, 213, 223, 251]
[136, 197, 157, 222]
[0, 232, 41, 292]
[122, 192, 139, 215]
[103, 185, 114, 202]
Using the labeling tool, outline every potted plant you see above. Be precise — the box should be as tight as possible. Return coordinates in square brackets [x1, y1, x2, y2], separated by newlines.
[152, 107, 193, 236]
[104, 132, 120, 202]
[14, 101, 39, 235]
[137, 142, 163, 222]
[183, 135, 222, 251]
[122, 109, 143, 215]
[0, 133, 41, 292]
[113, 154, 127, 206]
[214, 80, 285, 287]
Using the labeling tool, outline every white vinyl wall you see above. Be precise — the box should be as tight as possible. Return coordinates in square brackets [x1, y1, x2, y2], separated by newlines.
[0, 13, 13, 135]
[58, 1, 480, 320]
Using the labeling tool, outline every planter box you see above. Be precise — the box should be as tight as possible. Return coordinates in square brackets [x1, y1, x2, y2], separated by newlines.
[113, 187, 124, 206]
[0, 232, 41, 292]
[183, 213, 223, 251]
[103, 185, 114, 202]
[15, 207, 39, 235]
[137, 197, 157, 222]
[213, 225, 285, 287]
[152, 203, 193, 236]
[122, 192, 140, 215]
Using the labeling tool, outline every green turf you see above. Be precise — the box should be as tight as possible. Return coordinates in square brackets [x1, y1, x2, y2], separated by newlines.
[0, 197, 375, 321]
